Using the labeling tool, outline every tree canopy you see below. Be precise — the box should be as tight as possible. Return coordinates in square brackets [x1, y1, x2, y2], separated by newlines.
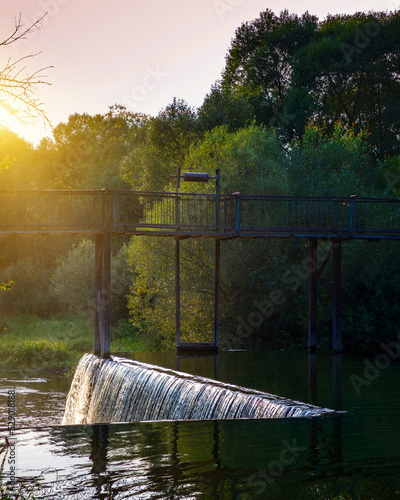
[220, 10, 400, 156]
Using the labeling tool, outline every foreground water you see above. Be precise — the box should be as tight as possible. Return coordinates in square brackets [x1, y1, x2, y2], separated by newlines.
[1, 350, 400, 499]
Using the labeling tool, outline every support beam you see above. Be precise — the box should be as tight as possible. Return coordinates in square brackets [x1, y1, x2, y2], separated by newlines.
[214, 239, 221, 347]
[308, 238, 318, 352]
[332, 240, 342, 354]
[101, 231, 111, 358]
[175, 238, 181, 347]
[307, 352, 317, 406]
[94, 234, 102, 356]
[94, 233, 111, 359]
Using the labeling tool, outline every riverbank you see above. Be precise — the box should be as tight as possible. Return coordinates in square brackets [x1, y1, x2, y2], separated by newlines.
[0, 315, 156, 374]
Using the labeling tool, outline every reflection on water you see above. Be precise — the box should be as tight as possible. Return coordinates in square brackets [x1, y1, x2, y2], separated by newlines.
[0, 372, 72, 428]
[2, 351, 400, 498]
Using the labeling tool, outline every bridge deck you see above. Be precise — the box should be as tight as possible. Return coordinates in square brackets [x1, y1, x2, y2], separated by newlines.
[0, 190, 399, 239]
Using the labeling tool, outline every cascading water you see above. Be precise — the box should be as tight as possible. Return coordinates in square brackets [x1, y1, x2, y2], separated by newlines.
[62, 353, 334, 425]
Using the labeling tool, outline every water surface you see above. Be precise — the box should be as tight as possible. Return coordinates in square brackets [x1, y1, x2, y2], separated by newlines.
[1, 350, 400, 499]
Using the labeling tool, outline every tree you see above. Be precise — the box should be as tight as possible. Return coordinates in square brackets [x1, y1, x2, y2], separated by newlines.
[288, 121, 376, 196]
[184, 124, 289, 195]
[120, 98, 200, 191]
[45, 105, 147, 189]
[198, 82, 255, 132]
[0, 127, 36, 188]
[222, 9, 318, 139]
[0, 13, 51, 125]
[290, 11, 400, 157]
[0, 13, 52, 291]
[221, 9, 400, 157]
[50, 240, 134, 323]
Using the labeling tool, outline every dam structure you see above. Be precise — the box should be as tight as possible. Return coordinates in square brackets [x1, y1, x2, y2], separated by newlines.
[62, 354, 335, 424]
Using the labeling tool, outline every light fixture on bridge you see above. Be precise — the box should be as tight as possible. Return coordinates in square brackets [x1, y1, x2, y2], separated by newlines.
[182, 172, 210, 183]
[171, 170, 220, 187]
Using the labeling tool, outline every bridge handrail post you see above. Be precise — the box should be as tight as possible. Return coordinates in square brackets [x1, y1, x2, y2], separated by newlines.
[234, 193, 241, 233]
[112, 191, 118, 231]
[332, 199, 338, 229]
[215, 169, 221, 232]
[175, 167, 181, 229]
[349, 195, 356, 236]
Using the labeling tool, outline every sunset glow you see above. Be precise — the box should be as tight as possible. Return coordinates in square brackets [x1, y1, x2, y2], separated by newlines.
[0, 0, 393, 145]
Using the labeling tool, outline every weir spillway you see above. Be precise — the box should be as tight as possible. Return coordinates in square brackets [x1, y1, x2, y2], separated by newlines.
[62, 354, 334, 424]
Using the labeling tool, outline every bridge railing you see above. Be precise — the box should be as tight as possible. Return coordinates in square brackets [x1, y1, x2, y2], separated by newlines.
[1, 190, 400, 238]
[236, 196, 352, 234]
[351, 198, 400, 237]
[117, 191, 236, 233]
[116, 192, 391, 236]
[0, 191, 104, 232]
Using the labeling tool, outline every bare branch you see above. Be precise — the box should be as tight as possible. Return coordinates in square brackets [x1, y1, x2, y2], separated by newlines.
[0, 13, 48, 46]
[0, 13, 52, 126]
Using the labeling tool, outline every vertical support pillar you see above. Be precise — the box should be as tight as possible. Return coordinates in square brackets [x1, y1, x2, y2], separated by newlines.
[94, 234, 102, 356]
[214, 239, 220, 347]
[175, 238, 181, 347]
[307, 352, 317, 406]
[101, 230, 111, 358]
[332, 354, 342, 410]
[94, 232, 111, 359]
[332, 240, 342, 354]
[308, 238, 318, 352]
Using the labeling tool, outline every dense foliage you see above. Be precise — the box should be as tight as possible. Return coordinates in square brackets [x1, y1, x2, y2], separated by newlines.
[221, 10, 400, 157]
[1, 9, 399, 356]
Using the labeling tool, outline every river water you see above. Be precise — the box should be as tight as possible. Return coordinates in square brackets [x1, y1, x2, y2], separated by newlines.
[1, 350, 400, 499]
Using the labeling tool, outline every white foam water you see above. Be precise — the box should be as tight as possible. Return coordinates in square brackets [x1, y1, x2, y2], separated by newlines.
[62, 353, 334, 424]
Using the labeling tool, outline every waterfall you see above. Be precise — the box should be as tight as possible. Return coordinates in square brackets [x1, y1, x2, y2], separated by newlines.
[62, 353, 334, 425]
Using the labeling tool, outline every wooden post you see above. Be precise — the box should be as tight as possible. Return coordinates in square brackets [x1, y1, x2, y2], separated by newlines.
[214, 239, 220, 347]
[307, 352, 317, 405]
[308, 238, 318, 352]
[175, 238, 181, 347]
[94, 230, 112, 358]
[94, 234, 102, 356]
[214, 169, 221, 349]
[332, 354, 342, 409]
[101, 230, 111, 358]
[332, 240, 342, 354]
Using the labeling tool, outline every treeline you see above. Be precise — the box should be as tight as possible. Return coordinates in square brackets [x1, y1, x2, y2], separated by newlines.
[1, 9, 400, 355]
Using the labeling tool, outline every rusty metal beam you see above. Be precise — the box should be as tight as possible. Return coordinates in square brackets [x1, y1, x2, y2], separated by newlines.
[332, 240, 342, 354]
[308, 238, 318, 352]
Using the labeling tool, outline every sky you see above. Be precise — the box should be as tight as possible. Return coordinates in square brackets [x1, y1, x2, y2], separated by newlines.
[0, 0, 395, 145]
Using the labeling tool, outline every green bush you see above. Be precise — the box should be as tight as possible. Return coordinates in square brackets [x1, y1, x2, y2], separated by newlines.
[0, 258, 55, 316]
[50, 239, 134, 323]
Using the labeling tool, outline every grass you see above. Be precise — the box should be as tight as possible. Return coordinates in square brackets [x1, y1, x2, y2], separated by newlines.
[0, 315, 157, 373]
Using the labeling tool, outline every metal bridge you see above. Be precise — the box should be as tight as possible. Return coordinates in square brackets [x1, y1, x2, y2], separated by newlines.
[1, 189, 399, 357]
[1, 189, 400, 239]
